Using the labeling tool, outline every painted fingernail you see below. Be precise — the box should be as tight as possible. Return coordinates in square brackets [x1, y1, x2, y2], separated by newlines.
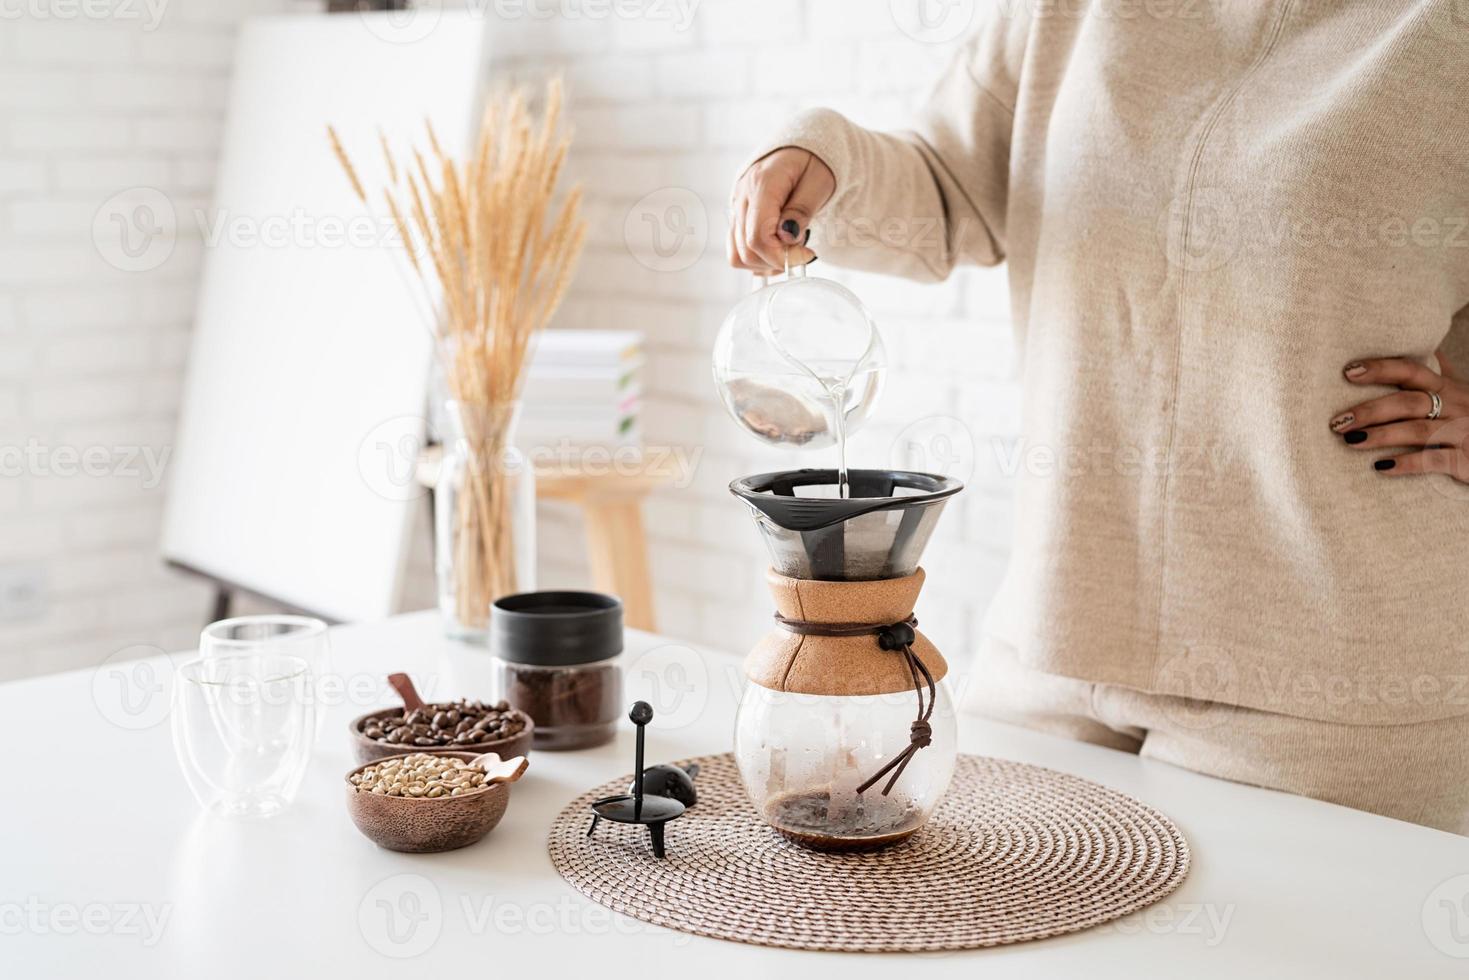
[1374, 458, 1396, 471]
[1330, 413, 1355, 431]
[803, 228, 811, 244]
[780, 219, 801, 241]
[1344, 430, 1368, 444]
[1344, 362, 1367, 378]
[806, 255, 818, 265]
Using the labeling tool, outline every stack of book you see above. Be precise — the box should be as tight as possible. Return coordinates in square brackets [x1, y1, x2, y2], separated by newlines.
[518, 330, 643, 454]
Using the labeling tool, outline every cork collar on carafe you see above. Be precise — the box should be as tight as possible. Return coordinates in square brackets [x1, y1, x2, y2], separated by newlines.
[745, 567, 947, 697]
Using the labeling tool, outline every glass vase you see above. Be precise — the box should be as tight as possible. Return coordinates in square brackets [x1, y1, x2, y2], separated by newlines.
[435, 400, 536, 641]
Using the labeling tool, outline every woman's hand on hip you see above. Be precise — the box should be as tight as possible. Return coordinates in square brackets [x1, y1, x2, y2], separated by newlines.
[1331, 352, 1469, 482]
[728, 147, 833, 274]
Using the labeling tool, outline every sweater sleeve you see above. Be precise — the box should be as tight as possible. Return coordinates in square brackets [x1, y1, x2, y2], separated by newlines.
[743, 18, 1030, 282]
[1440, 304, 1469, 375]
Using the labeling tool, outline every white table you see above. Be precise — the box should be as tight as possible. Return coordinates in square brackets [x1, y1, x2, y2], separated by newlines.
[4, 612, 1467, 977]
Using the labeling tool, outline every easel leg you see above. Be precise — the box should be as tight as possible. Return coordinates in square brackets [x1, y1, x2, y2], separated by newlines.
[647, 821, 666, 859]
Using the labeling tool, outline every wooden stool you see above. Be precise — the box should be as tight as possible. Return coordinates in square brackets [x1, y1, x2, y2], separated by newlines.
[418, 446, 667, 631]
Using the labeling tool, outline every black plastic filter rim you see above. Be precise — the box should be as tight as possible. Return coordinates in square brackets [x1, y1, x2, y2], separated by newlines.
[729, 468, 963, 510]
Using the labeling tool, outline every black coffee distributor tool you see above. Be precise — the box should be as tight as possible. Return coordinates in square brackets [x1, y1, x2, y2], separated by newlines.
[587, 701, 685, 858]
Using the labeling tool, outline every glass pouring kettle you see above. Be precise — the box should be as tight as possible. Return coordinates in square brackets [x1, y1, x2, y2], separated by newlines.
[712, 259, 887, 456]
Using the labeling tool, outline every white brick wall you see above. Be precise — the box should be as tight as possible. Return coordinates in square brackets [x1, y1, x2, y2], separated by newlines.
[0, 0, 291, 679]
[1, 0, 1019, 680]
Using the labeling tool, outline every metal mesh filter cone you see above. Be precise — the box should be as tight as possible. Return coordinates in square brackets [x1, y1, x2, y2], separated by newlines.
[730, 469, 962, 581]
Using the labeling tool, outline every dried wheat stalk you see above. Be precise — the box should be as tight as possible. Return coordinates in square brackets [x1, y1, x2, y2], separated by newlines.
[331, 80, 587, 628]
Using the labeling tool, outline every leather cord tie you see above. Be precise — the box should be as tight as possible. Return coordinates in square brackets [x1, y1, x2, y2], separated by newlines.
[772, 613, 936, 797]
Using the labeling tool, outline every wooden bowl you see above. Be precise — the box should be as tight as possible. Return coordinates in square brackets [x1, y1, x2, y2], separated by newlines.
[345, 752, 514, 853]
[348, 706, 534, 766]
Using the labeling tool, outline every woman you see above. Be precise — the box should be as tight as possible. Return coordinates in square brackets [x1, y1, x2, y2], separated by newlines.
[729, 3, 1469, 833]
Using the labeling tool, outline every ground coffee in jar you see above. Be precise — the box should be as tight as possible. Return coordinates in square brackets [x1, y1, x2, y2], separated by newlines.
[490, 591, 623, 750]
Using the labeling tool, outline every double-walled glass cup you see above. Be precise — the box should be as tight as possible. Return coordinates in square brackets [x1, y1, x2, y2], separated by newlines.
[171, 652, 315, 819]
[200, 615, 331, 738]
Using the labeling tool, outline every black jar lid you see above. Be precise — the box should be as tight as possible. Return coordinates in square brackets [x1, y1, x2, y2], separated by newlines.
[491, 591, 624, 667]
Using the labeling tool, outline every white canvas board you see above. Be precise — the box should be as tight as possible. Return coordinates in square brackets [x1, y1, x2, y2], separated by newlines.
[162, 12, 488, 621]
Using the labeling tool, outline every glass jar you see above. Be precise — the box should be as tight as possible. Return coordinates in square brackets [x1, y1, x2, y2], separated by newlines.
[435, 400, 537, 641]
[735, 683, 958, 850]
[490, 591, 624, 750]
[494, 660, 622, 750]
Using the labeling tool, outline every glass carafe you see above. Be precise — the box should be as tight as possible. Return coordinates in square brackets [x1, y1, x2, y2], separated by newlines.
[736, 683, 959, 851]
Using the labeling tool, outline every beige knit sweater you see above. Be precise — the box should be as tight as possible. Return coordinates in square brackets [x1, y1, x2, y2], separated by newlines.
[756, 2, 1469, 724]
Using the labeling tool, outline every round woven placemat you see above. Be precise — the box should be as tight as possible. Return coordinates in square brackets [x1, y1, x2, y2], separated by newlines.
[548, 753, 1190, 952]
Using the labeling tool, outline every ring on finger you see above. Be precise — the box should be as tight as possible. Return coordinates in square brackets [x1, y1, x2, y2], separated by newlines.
[1427, 390, 1443, 421]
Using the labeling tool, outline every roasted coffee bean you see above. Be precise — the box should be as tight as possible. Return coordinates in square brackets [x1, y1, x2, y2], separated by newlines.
[363, 698, 528, 747]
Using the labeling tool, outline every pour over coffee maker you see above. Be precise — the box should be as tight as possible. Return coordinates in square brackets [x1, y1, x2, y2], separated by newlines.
[715, 260, 964, 850]
[730, 469, 963, 850]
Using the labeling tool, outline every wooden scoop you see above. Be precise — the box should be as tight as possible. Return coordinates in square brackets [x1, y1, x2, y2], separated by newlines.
[386, 672, 425, 711]
[471, 752, 529, 786]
